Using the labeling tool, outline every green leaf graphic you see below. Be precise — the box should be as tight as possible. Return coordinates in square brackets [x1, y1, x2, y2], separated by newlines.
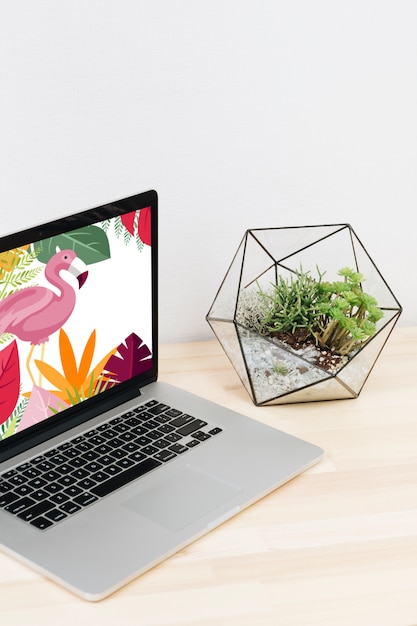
[33, 225, 111, 265]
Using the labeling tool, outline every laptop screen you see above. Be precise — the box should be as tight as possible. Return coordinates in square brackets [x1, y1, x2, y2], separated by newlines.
[0, 191, 158, 456]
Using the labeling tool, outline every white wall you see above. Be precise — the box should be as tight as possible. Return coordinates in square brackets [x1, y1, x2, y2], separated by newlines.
[1, 0, 416, 343]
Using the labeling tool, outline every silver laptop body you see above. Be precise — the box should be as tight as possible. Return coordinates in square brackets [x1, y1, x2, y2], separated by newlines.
[0, 191, 323, 600]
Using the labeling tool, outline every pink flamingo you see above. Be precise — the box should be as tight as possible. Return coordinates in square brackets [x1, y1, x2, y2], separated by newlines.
[0, 249, 88, 385]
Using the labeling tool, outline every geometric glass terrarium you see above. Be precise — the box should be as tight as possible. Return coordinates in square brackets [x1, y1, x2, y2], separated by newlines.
[206, 224, 402, 406]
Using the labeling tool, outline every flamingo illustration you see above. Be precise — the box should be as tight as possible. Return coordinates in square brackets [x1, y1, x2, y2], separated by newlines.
[0, 249, 88, 385]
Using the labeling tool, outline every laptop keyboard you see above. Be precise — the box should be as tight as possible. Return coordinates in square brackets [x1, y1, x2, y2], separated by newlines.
[0, 399, 222, 531]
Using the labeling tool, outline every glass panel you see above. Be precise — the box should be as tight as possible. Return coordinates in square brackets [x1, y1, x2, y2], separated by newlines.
[236, 326, 329, 405]
[207, 319, 254, 400]
[250, 224, 345, 264]
[335, 313, 401, 395]
[262, 376, 356, 405]
[240, 231, 276, 291]
[206, 234, 246, 321]
[281, 225, 357, 281]
[350, 232, 403, 310]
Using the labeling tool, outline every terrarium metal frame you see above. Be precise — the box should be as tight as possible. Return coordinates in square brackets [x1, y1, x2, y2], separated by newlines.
[206, 223, 402, 406]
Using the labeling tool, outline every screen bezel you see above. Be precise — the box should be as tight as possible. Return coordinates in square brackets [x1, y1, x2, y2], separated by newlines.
[0, 190, 158, 461]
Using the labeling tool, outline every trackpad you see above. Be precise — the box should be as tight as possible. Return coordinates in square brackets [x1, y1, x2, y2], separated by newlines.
[123, 465, 241, 531]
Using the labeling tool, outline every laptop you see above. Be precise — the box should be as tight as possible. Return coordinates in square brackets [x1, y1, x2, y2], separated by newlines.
[0, 190, 323, 600]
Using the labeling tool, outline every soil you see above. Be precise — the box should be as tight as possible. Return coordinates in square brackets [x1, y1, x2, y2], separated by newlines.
[268, 328, 347, 373]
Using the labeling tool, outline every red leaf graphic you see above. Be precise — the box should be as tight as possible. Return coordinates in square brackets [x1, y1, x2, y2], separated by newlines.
[104, 333, 152, 383]
[121, 211, 136, 236]
[138, 207, 151, 246]
[0, 340, 20, 425]
[120, 207, 151, 246]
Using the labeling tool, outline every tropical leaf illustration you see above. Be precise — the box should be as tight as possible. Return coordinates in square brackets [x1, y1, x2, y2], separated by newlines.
[0, 340, 20, 425]
[138, 207, 151, 246]
[121, 207, 151, 248]
[120, 211, 137, 236]
[114, 213, 141, 248]
[103, 332, 152, 384]
[99, 208, 151, 250]
[0, 245, 30, 277]
[34, 328, 118, 404]
[0, 332, 14, 347]
[0, 396, 28, 440]
[33, 224, 111, 266]
[17, 386, 66, 432]
[0, 247, 42, 301]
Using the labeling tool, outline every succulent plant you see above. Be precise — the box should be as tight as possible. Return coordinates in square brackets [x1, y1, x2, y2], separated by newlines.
[254, 266, 383, 357]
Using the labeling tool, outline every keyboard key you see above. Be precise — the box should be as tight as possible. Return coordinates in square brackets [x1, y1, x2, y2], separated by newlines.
[85, 461, 103, 473]
[170, 414, 194, 428]
[141, 445, 158, 455]
[91, 471, 109, 483]
[49, 454, 68, 465]
[22, 467, 41, 480]
[30, 517, 54, 530]
[177, 419, 208, 437]
[154, 450, 176, 462]
[78, 478, 98, 490]
[31, 489, 50, 501]
[131, 425, 150, 436]
[8, 475, 25, 487]
[0, 480, 14, 494]
[91, 458, 161, 498]
[50, 493, 70, 504]
[129, 451, 147, 463]
[105, 465, 123, 476]
[63, 447, 79, 459]
[71, 468, 89, 480]
[45, 508, 67, 523]
[193, 431, 211, 441]
[144, 399, 158, 408]
[43, 470, 61, 482]
[28, 477, 48, 489]
[14, 484, 33, 497]
[73, 493, 99, 508]
[125, 416, 140, 427]
[164, 432, 181, 443]
[18, 499, 55, 521]
[153, 438, 171, 449]
[116, 458, 135, 470]
[121, 442, 140, 453]
[60, 502, 82, 515]
[2, 469, 17, 480]
[187, 439, 200, 448]
[57, 476, 76, 487]
[82, 450, 100, 461]
[148, 403, 170, 415]
[44, 482, 61, 494]
[63, 485, 83, 497]
[74, 441, 94, 453]
[5, 497, 36, 515]
[68, 457, 88, 468]
[0, 491, 20, 507]
[169, 443, 188, 454]
[157, 423, 175, 434]
[36, 461, 55, 472]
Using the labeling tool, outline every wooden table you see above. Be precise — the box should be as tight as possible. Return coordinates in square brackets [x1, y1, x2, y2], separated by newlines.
[1, 326, 417, 625]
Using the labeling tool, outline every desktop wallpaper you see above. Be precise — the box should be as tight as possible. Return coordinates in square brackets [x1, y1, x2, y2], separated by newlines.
[0, 207, 153, 442]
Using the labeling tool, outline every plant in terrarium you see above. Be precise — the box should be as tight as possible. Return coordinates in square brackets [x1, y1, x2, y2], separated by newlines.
[238, 265, 384, 371]
[314, 267, 384, 356]
[207, 224, 401, 405]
